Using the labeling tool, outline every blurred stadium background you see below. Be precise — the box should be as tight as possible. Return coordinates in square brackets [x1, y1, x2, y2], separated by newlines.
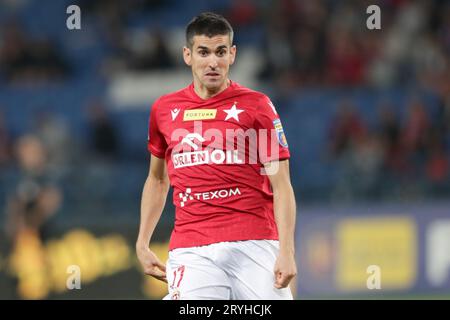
[0, 0, 449, 299]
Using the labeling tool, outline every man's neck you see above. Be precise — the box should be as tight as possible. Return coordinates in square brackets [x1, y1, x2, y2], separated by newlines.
[193, 79, 230, 100]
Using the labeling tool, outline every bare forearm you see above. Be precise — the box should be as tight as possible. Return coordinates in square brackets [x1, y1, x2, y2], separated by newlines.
[136, 176, 170, 249]
[273, 184, 296, 254]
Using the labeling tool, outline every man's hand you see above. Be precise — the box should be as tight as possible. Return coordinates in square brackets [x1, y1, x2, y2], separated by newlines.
[136, 245, 167, 283]
[274, 251, 297, 289]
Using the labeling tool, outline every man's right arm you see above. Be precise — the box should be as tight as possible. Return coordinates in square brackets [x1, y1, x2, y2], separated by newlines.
[136, 154, 170, 282]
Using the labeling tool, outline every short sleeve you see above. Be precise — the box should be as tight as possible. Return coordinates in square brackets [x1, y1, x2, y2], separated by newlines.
[147, 99, 167, 158]
[254, 95, 290, 164]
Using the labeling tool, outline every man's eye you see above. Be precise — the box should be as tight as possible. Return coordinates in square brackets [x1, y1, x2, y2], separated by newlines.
[199, 51, 208, 56]
[217, 50, 226, 56]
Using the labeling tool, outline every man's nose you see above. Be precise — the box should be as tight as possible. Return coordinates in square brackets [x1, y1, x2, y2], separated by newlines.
[208, 57, 219, 69]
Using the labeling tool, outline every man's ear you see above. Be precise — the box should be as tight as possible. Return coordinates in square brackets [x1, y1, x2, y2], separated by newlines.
[229, 45, 237, 66]
[183, 46, 192, 66]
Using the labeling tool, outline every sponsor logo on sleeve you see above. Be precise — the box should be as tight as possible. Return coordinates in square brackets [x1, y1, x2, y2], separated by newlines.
[273, 119, 288, 147]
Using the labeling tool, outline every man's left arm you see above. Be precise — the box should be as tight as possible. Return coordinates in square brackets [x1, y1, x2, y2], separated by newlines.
[265, 159, 297, 289]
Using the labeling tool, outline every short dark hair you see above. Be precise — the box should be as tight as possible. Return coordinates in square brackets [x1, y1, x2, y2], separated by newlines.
[185, 12, 234, 48]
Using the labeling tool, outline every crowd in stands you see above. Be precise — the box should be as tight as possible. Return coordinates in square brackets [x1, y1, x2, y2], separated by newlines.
[328, 97, 450, 201]
[0, 20, 70, 84]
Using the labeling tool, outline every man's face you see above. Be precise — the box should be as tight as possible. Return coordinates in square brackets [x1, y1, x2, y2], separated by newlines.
[183, 34, 236, 92]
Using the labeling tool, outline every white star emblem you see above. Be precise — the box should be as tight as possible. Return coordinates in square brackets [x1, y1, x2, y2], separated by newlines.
[223, 102, 244, 122]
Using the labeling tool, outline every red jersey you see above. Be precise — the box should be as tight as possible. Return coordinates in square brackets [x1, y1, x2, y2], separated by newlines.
[147, 81, 290, 250]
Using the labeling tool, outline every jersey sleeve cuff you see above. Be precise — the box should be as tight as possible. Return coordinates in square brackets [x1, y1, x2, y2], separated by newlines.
[147, 144, 166, 159]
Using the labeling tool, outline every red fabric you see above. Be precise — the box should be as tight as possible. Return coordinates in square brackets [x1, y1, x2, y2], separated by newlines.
[148, 81, 290, 250]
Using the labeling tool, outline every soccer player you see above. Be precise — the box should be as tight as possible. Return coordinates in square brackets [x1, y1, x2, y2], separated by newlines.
[136, 12, 297, 300]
